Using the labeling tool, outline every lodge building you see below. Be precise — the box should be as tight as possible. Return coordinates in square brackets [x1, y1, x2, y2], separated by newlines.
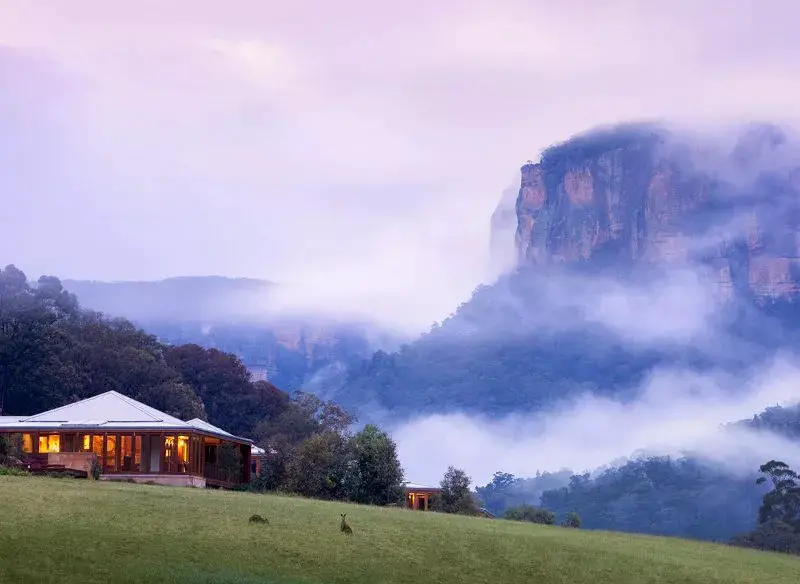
[0, 391, 253, 488]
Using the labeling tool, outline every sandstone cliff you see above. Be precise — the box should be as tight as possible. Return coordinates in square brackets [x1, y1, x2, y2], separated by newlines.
[511, 123, 800, 300]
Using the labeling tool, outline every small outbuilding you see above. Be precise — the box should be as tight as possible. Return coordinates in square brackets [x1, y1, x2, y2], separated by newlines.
[403, 481, 441, 511]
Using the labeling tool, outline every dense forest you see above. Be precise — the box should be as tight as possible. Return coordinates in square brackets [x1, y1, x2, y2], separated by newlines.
[0, 264, 405, 505]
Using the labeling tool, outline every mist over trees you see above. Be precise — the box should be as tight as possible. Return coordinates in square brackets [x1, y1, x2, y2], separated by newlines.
[471, 405, 800, 545]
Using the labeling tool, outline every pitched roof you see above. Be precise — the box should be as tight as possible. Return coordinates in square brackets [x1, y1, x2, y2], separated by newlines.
[24, 391, 187, 426]
[186, 418, 236, 439]
[0, 391, 252, 444]
[403, 481, 441, 491]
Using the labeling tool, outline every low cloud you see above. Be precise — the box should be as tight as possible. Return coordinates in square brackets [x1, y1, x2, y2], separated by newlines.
[391, 357, 800, 486]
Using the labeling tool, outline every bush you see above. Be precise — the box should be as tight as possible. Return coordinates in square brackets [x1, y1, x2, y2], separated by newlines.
[561, 511, 581, 528]
[88, 455, 102, 480]
[504, 504, 556, 525]
[0, 434, 21, 465]
[730, 520, 800, 555]
[0, 465, 31, 476]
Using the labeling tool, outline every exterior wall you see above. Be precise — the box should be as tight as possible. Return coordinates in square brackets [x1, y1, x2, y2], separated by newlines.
[47, 452, 94, 474]
[101, 474, 206, 488]
[2, 429, 251, 487]
[406, 489, 440, 511]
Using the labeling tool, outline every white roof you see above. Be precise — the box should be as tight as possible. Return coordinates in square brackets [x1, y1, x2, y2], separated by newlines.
[186, 418, 236, 439]
[403, 481, 440, 490]
[0, 391, 252, 444]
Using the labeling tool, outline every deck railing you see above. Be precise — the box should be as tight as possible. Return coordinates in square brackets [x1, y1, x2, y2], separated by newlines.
[203, 463, 240, 485]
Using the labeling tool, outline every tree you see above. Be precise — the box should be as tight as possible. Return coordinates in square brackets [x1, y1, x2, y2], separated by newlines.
[349, 424, 404, 505]
[730, 460, 800, 555]
[432, 466, 479, 515]
[285, 431, 354, 500]
[165, 344, 258, 436]
[756, 460, 800, 530]
[504, 504, 555, 525]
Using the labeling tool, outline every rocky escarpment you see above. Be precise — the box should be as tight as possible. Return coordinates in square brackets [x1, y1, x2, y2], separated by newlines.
[511, 123, 800, 300]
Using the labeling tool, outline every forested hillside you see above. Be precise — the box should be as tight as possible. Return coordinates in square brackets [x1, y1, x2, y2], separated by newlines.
[475, 404, 800, 543]
[335, 265, 798, 418]
[64, 277, 403, 393]
[0, 264, 405, 504]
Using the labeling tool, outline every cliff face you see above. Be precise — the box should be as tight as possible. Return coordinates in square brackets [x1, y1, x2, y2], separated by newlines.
[513, 123, 800, 300]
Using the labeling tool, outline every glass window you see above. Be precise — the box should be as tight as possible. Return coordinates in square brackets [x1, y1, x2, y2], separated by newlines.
[92, 435, 103, 458]
[120, 435, 133, 472]
[105, 435, 117, 472]
[39, 434, 60, 453]
[62, 434, 76, 453]
[164, 436, 175, 473]
[140, 435, 151, 473]
[177, 435, 189, 473]
[80, 434, 91, 452]
[22, 434, 33, 454]
[134, 435, 142, 472]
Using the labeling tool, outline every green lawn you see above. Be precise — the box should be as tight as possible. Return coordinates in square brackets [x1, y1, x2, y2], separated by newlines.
[1, 476, 798, 584]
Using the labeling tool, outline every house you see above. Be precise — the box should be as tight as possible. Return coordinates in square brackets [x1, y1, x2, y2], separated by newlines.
[403, 482, 441, 511]
[0, 391, 253, 488]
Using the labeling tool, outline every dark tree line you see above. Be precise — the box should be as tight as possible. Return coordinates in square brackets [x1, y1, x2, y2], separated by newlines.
[0, 264, 405, 506]
[730, 460, 800, 554]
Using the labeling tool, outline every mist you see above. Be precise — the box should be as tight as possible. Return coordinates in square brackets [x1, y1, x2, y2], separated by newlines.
[392, 357, 800, 487]
[5, 1, 800, 337]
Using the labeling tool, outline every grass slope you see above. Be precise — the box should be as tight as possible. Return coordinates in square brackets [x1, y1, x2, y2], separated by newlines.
[1, 477, 799, 584]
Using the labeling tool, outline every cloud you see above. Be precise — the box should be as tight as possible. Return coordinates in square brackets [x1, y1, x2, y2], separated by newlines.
[391, 356, 800, 486]
[3, 0, 800, 333]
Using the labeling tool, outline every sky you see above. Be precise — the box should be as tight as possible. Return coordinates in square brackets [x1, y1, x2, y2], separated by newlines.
[3, 0, 800, 330]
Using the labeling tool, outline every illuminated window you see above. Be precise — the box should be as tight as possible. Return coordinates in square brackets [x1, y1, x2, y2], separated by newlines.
[39, 434, 60, 453]
[120, 435, 133, 471]
[105, 435, 117, 471]
[22, 434, 33, 453]
[177, 435, 190, 473]
[92, 435, 103, 457]
[81, 434, 91, 452]
[177, 436, 189, 462]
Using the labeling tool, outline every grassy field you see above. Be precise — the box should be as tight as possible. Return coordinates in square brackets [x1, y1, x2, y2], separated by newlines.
[1, 477, 799, 584]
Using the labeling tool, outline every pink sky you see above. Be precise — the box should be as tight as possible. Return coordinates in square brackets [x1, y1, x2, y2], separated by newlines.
[2, 0, 800, 330]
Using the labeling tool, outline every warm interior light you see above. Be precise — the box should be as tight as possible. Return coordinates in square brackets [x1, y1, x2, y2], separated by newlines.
[39, 434, 60, 453]
[177, 436, 189, 463]
[82, 434, 90, 451]
[92, 435, 103, 457]
[22, 434, 33, 453]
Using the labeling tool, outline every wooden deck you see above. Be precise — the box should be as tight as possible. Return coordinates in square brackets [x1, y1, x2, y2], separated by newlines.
[20, 454, 88, 478]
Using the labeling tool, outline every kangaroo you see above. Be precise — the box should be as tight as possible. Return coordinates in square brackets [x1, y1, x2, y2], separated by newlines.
[340, 513, 353, 535]
[249, 514, 269, 524]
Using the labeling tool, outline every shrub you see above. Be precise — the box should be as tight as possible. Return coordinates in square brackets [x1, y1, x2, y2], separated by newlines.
[0, 465, 30, 477]
[88, 455, 102, 481]
[504, 504, 556, 525]
[561, 511, 582, 528]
